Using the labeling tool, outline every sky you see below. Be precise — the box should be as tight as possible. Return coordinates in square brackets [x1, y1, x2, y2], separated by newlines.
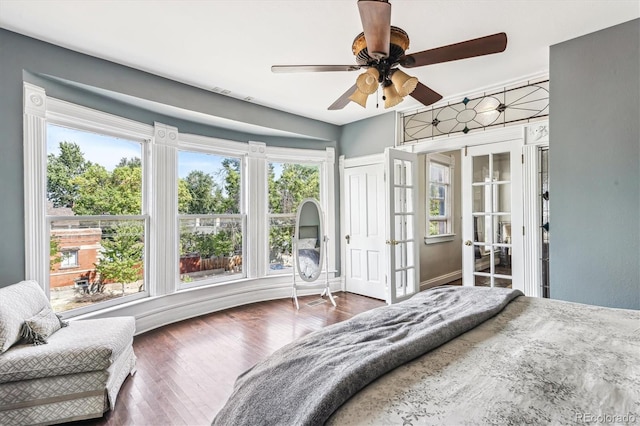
[47, 124, 284, 181]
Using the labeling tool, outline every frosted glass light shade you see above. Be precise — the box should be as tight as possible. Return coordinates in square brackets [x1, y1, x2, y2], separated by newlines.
[391, 69, 418, 97]
[383, 84, 403, 108]
[348, 88, 369, 108]
[356, 68, 380, 95]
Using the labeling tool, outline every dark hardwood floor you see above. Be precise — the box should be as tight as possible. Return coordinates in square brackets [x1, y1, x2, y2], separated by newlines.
[72, 292, 385, 426]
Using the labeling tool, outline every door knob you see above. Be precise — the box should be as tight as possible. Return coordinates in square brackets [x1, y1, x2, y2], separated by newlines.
[464, 240, 473, 246]
[385, 239, 399, 246]
[345, 235, 350, 244]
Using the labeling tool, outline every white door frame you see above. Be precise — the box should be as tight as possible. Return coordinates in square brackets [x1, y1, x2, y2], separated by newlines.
[339, 153, 386, 298]
[339, 121, 548, 298]
[401, 122, 547, 296]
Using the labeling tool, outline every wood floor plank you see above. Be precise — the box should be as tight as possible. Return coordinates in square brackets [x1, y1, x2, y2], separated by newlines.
[66, 292, 383, 426]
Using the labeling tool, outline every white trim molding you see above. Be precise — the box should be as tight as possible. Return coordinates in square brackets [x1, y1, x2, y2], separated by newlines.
[23, 83, 48, 285]
[420, 270, 462, 290]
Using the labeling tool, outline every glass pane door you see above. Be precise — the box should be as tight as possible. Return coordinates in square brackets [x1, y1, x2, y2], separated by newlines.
[471, 152, 512, 287]
[386, 148, 419, 304]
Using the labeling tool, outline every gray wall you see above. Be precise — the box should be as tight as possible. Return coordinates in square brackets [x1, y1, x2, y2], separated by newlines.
[0, 28, 341, 287]
[549, 19, 639, 309]
[339, 112, 398, 159]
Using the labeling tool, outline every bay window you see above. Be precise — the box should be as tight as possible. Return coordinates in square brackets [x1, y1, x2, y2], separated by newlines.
[24, 82, 335, 318]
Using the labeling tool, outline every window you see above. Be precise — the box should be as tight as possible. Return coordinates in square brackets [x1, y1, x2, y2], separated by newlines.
[46, 123, 148, 313]
[267, 162, 320, 273]
[426, 153, 455, 243]
[60, 250, 78, 268]
[177, 151, 245, 286]
[24, 84, 335, 319]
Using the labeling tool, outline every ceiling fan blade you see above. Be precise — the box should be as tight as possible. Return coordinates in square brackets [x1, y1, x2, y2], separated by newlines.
[328, 84, 358, 110]
[272, 65, 362, 73]
[410, 82, 443, 107]
[358, 0, 391, 59]
[399, 32, 507, 68]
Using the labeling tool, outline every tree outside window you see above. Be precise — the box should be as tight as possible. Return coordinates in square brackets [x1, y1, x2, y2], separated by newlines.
[46, 124, 146, 312]
[267, 162, 320, 272]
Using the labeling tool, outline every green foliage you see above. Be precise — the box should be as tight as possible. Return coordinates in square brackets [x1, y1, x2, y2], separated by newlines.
[181, 230, 234, 259]
[49, 237, 62, 271]
[71, 163, 142, 215]
[182, 170, 216, 214]
[267, 163, 320, 260]
[216, 158, 240, 214]
[269, 163, 319, 214]
[94, 222, 144, 294]
[177, 179, 192, 214]
[47, 142, 91, 208]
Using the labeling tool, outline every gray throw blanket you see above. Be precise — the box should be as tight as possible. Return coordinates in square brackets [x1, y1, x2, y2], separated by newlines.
[212, 286, 523, 426]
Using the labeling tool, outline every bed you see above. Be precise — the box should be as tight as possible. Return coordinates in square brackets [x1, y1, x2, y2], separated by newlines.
[212, 286, 640, 425]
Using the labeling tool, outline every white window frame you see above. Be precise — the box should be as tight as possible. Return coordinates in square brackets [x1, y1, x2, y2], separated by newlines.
[263, 146, 335, 277]
[24, 83, 153, 317]
[24, 82, 337, 318]
[265, 160, 322, 276]
[425, 152, 455, 244]
[174, 137, 248, 290]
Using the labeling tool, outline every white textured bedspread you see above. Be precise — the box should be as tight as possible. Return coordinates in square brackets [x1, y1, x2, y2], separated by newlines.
[328, 296, 640, 425]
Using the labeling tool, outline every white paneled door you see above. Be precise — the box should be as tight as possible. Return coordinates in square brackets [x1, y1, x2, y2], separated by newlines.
[344, 163, 386, 300]
[385, 148, 420, 304]
[462, 141, 523, 291]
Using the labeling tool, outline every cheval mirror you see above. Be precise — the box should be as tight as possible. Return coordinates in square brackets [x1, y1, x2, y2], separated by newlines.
[292, 198, 336, 309]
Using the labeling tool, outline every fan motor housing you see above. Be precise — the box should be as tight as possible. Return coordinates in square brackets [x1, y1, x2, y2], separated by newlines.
[352, 26, 410, 65]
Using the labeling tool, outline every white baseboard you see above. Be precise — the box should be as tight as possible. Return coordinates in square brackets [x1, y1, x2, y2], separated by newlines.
[74, 275, 342, 335]
[420, 270, 462, 290]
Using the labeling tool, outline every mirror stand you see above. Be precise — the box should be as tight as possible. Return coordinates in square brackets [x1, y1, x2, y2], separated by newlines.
[291, 198, 337, 310]
[292, 235, 336, 310]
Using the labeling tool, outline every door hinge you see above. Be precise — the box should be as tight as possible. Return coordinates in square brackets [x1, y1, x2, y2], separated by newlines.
[523, 226, 525, 236]
[464, 145, 468, 157]
[521, 154, 525, 164]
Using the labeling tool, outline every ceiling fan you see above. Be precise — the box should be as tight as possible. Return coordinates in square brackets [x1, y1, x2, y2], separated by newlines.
[271, 0, 507, 110]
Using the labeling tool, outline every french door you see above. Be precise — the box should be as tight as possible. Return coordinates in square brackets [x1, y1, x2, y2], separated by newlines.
[462, 141, 523, 291]
[385, 148, 420, 304]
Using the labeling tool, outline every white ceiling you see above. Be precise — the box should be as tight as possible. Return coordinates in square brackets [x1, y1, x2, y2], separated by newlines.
[1, 0, 638, 129]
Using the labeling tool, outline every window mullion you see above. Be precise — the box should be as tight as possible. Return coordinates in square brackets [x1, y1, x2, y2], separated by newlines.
[152, 123, 179, 296]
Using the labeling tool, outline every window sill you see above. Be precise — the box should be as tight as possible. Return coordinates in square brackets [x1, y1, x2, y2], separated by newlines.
[424, 234, 456, 245]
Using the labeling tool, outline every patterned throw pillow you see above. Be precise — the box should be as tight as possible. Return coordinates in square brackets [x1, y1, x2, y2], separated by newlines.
[20, 306, 68, 346]
[0, 280, 51, 353]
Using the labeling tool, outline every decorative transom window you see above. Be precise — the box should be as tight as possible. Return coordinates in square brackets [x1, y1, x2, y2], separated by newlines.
[426, 153, 455, 243]
[402, 79, 549, 144]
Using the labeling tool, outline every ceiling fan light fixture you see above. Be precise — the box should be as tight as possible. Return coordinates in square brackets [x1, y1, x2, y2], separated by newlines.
[356, 68, 380, 94]
[383, 84, 403, 108]
[391, 69, 418, 97]
[348, 87, 370, 108]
